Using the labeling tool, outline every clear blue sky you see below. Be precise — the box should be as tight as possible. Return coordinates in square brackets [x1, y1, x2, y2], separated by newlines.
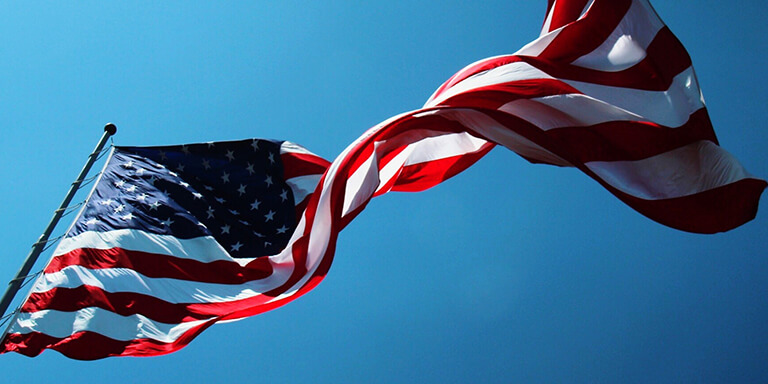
[1, 1, 766, 382]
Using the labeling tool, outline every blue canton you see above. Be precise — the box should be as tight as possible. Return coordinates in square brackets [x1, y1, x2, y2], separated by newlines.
[70, 138, 297, 258]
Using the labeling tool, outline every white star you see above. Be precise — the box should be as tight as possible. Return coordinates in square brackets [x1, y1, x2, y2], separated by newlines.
[114, 204, 125, 213]
[221, 172, 230, 183]
[245, 163, 255, 175]
[99, 199, 114, 206]
[161, 217, 174, 227]
[177, 164, 185, 172]
[215, 197, 226, 204]
[149, 201, 161, 210]
[276, 225, 289, 234]
[85, 218, 100, 226]
[251, 140, 259, 151]
[206, 207, 215, 219]
[280, 189, 288, 202]
[125, 185, 137, 193]
[159, 151, 168, 160]
[250, 199, 261, 210]
[147, 176, 157, 185]
[237, 184, 247, 196]
[221, 225, 231, 234]
[137, 193, 148, 201]
[192, 192, 203, 199]
[136, 168, 146, 176]
[122, 161, 134, 168]
[204, 185, 214, 191]
[179, 181, 190, 188]
[206, 142, 215, 148]
[253, 231, 265, 238]
[225, 150, 235, 161]
[230, 242, 243, 252]
[202, 159, 211, 170]
[115, 180, 126, 188]
[121, 213, 134, 221]
[229, 209, 240, 216]
[239, 220, 250, 226]
[181, 145, 190, 155]
[264, 241, 272, 247]
[264, 210, 275, 222]
[169, 171, 178, 177]
[264, 175, 273, 187]
[268, 152, 275, 164]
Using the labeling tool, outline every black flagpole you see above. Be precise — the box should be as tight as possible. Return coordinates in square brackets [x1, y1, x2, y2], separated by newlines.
[0, 123, 117, 322]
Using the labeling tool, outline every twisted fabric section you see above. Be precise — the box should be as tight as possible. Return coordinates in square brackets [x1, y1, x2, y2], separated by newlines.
[252, 0, 765, 332]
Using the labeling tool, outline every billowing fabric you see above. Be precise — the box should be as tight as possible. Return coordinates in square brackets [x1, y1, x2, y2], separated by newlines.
[1, 0, 764, 359]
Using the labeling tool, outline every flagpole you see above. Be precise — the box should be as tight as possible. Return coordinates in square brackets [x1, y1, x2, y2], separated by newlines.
[0, 123, 117, 321]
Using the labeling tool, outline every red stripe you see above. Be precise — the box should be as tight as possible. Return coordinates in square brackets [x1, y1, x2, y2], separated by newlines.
[522, 27, 691, 91]
[548, 0, 591, 32]
[1, 322, 214, 360]
[539, 0, 631, 62]
[430, 56, 524, 102]
[23, 287, 213, 324]
[392, 143, 495, 193]
[544, 0, 556, 31]
[544, 108, 717, 162]
[459, 110, 762, 233]
[22, 282, 293, 325]
[45, 247, 273, 284]
[433, 26, 690, 103]
[597, 175, 767, 234]
[280, 152, 330, 179]
[436, 79, 582, 109]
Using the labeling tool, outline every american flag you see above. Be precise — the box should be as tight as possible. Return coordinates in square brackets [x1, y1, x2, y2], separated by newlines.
[1, 139, 330, 358]
[2, 0, 765, 359]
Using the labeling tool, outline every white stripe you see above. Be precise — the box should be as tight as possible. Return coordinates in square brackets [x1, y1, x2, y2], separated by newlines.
[10, 307, 210, 343]
[375, 144, 414, 195]
[266, 112, 414, 303]
[345, 129, 490, 209]
[499, 69, 704, 130]
[424, 61, 554, 108]
[286, 174, 322, 204]
[342, 147, 379, 218]
[586, 141, 753, 200]
[499, 94, 643, 131]
[336, 111, 420, 217]
[33, 265, 280, 304]
[540, 0, 557, 35]
[435, 108, 571, 166]
[279, 141, 316, 156]
[375, 130, 487, 194]
[402, 131, 488, 166]
[518, 28, 562, 57]
[427, 63, 703, 130]
[564, 67, 704, 127]
[53, 229, 254, 265]
[425, 55, 509, 105]
[571, 0, 664, 72]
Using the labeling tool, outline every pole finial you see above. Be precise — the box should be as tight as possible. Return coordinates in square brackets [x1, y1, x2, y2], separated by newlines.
[104, 123, 117, 136]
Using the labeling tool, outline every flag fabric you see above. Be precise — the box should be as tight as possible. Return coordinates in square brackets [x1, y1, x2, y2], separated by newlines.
[1, 139, 330, 358]
[1, 0, 765, 359]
